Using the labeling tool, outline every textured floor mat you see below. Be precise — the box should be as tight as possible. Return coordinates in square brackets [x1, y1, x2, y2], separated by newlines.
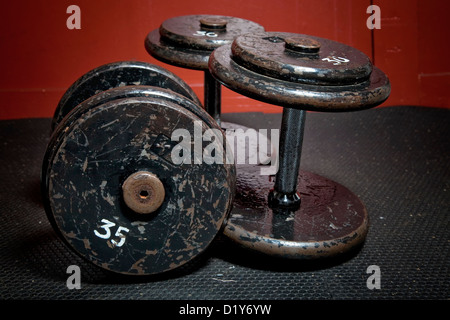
[0, 106, 448, 300]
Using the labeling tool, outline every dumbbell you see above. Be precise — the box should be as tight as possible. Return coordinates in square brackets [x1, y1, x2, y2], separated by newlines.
[145, 14, 265, 127]
[42, 61, 236, 275]
[209, 32, 390, 258]
[51, 61, 201, 130]
[146, 14, 276, 179]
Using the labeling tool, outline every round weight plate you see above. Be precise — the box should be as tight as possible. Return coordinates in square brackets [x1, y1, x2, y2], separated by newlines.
[43, 96, 235, 275]
[224, 165, 368, 259]
[52, 61, 201, 130]
[49, 85, 235, 201]
[209, 44, 390, 111]
[231, 32, 372, 85]
[55, 85, 220, 141]
[221, 121, 275, 167]
[146, 29, 211, 70]
[160, 15, 264, 51]
[145, 15, 264, 70]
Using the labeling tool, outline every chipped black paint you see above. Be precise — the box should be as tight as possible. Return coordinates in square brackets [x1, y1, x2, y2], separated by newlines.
[209, 31, 390, 259]
[209, 32, 391, 112]
[52, 61, 201, 131]
[145, 15, 265, 70]
[145, 15, 265, 125]
[43, 96, 235, 275]
[55, 86, 221, 141]
[159, 15, 264, 52]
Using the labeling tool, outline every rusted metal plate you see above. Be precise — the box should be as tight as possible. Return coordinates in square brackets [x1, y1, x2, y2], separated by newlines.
[55, 85, 220, 140]
[51, 85, 236, 200]
[209, 32, 390, 260]
[221, 121, 275, 167]
[231, 32, 372, 85]
[42, 96, 235, 275]
[209, 35, 391, 112]
[159, 15, 264, 51]
[224, 165, 369, 259]
[52, 61, 201, 130]
[145, 15, 264, 70]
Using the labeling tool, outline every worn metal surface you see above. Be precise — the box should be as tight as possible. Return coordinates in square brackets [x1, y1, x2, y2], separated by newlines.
[199, 17, 228, 30]
[225, 166, 369, 259]
[159, 15, 264, 51]
[54, 86, 222, 140]
[50, 85, 236, 195]
[231, 32, 372, 85]
[42, 96, 235, 275]
[146, 29, 210, 70]
[209, 36, 391, 112]
[4, 107, 449, 299]
[145, 15, 265, 122]
[145, 15, 265, 70]
[211, 31, 390, 259]
[51, 85, 236, 197]
[204, 72, 222, 125]
[52, 61, 201, 131]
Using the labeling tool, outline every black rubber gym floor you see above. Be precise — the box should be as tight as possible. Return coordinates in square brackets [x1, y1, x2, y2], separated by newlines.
[0, 106, 448, 301]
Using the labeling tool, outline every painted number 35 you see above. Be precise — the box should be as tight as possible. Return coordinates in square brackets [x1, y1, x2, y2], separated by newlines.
[94, 219, 130, 247]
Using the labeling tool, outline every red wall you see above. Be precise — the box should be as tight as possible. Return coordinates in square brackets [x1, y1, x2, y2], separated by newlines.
[0, 0, 448, 119]
[375, 0, 450, 108]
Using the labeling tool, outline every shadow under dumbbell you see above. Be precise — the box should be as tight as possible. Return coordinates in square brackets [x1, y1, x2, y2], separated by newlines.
[209, 234, 365, 273]
[17, 229, 216, 285]
[89, 249, 215, 285]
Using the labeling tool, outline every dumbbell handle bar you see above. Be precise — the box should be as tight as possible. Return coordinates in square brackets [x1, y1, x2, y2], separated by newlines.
[204, 71, 221, 125]
[203, 70, 306, 209]
[269, 108, 306, 209]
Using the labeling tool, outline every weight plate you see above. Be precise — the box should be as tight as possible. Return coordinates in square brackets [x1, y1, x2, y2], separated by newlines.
[146, 29, 211, 70]
[231, 32, 372, 85]
[145, 15, 264, 70]
[52, 61, 201, 130]
[159, 15, 264, 51]
[55, 85, 220, 140]
[224, 165, 368, 259]
[43, 96, 235, 275]
[209, 44, 390, 112]
[221, 121, 275, 167]
[49, 85, 235, 211]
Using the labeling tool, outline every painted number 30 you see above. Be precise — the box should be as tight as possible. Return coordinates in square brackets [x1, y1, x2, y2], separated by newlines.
[94, 219, 130, 247]
[193, 30, 218, 37]
[322, 56, 350, 65]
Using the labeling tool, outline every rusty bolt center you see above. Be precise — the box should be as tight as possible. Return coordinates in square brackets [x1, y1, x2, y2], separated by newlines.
[139, 190, 149, 199]
[285, 37, 321, 53]
[122, 171, 165, 214]
[200, 18, 228, 30]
